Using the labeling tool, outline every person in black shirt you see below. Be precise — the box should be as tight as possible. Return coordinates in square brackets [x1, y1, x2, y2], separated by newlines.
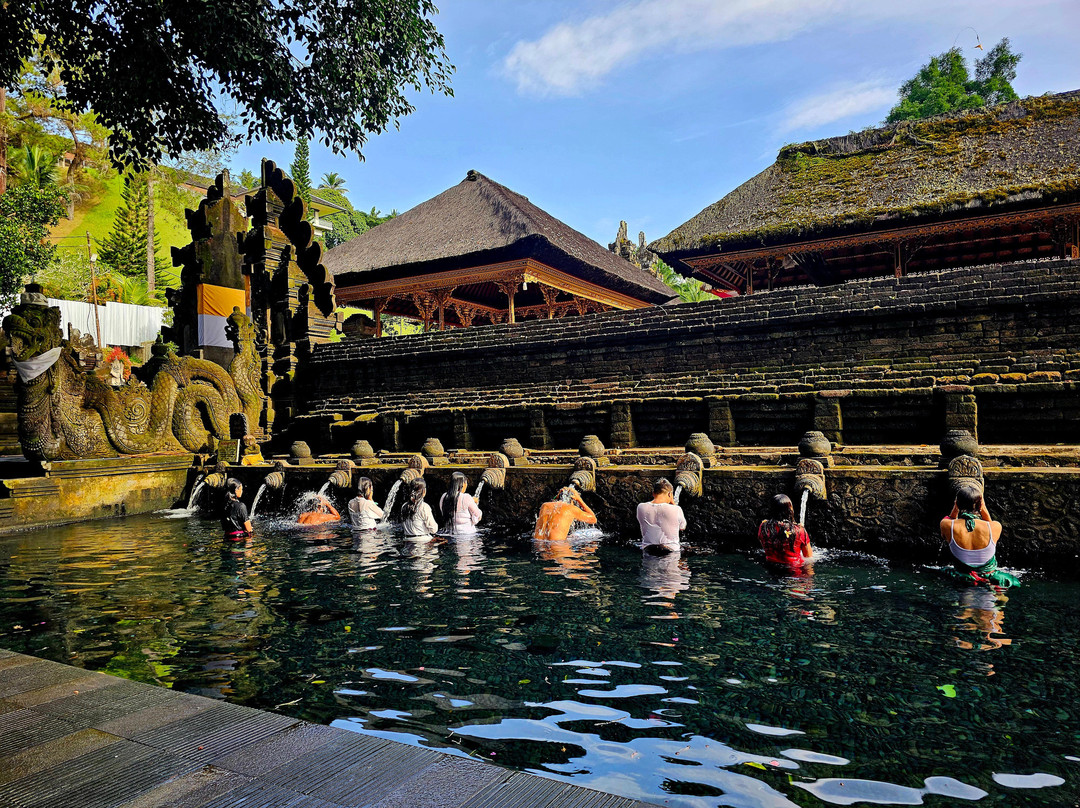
[221, 478, 253, 540]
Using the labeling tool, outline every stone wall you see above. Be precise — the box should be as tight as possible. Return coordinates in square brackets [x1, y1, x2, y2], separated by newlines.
[295, 258, 1080, 453]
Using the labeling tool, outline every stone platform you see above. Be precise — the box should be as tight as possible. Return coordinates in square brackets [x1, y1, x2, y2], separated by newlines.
[0, 650, 655, 808]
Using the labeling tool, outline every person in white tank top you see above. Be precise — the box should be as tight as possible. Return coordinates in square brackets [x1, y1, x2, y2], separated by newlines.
[938, 484, 1019, 588]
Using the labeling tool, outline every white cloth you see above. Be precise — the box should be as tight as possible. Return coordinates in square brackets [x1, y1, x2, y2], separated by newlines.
[439, 493, 482, 536]
[402, 501, 439, 537]
[636, 501, 687, 549]
[12, 347, 62, 382]
[348, 497, 384, 530]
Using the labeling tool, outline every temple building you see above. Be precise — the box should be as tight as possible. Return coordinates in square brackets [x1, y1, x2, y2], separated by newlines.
[651, 91, 1080, 294]
[323, 170, 676, 335]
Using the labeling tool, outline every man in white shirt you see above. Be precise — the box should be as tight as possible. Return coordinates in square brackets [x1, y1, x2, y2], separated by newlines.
[636, 478, 687, 555]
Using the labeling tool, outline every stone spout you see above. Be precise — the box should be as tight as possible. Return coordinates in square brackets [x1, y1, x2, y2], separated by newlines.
[328, 460, 354, 489]
[569, 456, 597, 493]
[480, 452, 510, 490]
[204, 462, 229, 489]
[794, 457, 827, 501]
[674, 452, 704, 498]
[399, 467, 423, 485]
[263, 461, 287, 491]
[947, 454, 984, 495]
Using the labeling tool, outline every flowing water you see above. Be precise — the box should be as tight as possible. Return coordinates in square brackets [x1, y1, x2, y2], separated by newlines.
[0, 514, 1077, 807]
[249, 483, 270, 520]
[473, 480, 486, 501]
[799, 489, 809, 526]
[186, 476, 206, 510]
[318, 481, 332, 499]
[380, 480, 403, 525]
[674, 485, 683, 506]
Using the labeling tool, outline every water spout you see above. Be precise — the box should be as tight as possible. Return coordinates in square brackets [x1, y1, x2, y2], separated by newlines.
[569, 457, 596, 492]
[380, 479, 403, 525]
[799, 488, 809, 526]
[674, 453, 704, 498]
[250, 483, 269, 519]
[480, 452, 509, 491]
[186, 475, 206, 510]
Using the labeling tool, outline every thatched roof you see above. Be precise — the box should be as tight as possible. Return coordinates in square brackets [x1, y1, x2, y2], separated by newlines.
[652, 91, 1080, 264]
[324, 170, 676, 304]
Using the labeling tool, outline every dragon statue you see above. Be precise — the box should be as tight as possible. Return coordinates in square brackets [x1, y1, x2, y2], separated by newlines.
[3, 287, 263, 460]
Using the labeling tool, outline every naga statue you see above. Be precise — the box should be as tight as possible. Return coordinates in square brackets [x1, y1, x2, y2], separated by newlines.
[3, 286, 263, 461]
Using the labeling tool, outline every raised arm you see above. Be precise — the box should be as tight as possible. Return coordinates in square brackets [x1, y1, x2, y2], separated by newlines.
[572, 493, 597, 525]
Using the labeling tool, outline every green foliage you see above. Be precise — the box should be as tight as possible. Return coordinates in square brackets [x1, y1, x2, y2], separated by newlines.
[9, 144, 59, 188]
[0, 0, 453, 168]
[319, 187, 396, 250]
[652, 259, 713, 303]
[0, 183, 67, 306]
[32, 246, 92, 300]
[319, 172, 346, 190]
[291, 139, 312, 213]
[237, 169, 258, 189]
[886, 39, 1021, 123]
[97, 172, 164, 278]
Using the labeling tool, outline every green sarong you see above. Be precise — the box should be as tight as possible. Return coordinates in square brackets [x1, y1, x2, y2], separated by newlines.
[946, 555, 1020, 589]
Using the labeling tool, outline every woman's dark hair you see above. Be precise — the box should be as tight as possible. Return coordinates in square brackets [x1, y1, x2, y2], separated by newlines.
[401, 478, 427, 521]
[441, 472, 467, 523]
[226, 478, 242, 497]
[357, 477, 373, 500]
[955, 484, 983, 513]
[766, 493, 798, 551]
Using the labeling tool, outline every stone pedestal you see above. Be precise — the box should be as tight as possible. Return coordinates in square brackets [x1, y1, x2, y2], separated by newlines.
[813, 392, 845, 445]
[609, 402, 636, 448]
[940, 386, 978, 441]
[706, 396, 736, 446]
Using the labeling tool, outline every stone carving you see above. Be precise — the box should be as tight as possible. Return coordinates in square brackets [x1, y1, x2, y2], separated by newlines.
[3, 291, 263, 461]
[674, 452, 704, 498]
[609, 221, 659, 274]
[947, 454, 984, 494]
[794, 457, 827, 501]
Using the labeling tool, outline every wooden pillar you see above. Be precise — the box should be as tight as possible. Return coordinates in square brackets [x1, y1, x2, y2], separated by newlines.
[434, 287, 456, 331]
[541, 286, 559, 319]
[496, 279, 520, 324]
[745, 263, 754, 295]
[894, 242, 904, 279]
[371, 297, 388, 338]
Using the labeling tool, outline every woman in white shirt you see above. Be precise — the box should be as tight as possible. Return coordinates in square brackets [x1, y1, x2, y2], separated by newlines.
[347, 477, 384, 530]
[400, 478, 439, 538]
[439, 472, 483, 536]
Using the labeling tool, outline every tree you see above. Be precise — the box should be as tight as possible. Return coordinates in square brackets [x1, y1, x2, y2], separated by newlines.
[652, 259, 713, 303]
[237, 169, 258, 189]
[0, 183, 66, 306]
[319, 172, 346, 190]
[9, 144, 59, 188]
[290, 139, 312, 212]
[0, 0, 453, 169]
[886, 39, 1021, 123]
[97, 172, 163, 278]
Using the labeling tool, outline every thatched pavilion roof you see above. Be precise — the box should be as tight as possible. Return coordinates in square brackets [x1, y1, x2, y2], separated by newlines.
[325, 170, 676, 304]
[651, 91, 1080, 272]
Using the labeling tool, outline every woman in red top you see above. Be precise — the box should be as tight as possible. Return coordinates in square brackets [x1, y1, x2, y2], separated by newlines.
[757, 494, 813, 567]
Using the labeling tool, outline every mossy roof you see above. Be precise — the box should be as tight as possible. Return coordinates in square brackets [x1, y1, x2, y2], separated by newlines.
[651, 91, 1080, 261]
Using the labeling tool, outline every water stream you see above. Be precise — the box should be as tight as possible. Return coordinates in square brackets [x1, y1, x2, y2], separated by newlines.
[674, 484, 683, 506]
[473, 480, 485, 501]
[249, 483, 269, 520]
[186, 475, 206, 510]
[798, 489, 809, 526]
[380, 479, 403, 525]
[317, 481, 332, 499]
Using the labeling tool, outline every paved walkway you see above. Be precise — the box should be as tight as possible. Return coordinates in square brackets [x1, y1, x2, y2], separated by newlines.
[0, 650, 657, 808]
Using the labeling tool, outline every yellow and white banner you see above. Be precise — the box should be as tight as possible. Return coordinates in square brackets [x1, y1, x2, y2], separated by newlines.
[197, 284, 248, 348]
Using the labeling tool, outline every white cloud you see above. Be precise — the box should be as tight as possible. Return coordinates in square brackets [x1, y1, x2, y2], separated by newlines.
[778, 81, 896, 134]
[503, 0, 843, 96]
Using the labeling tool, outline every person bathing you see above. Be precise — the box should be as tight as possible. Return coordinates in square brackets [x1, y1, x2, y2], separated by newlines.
[939, 485, 1019, 588]
[533, 486, 597, 543]
[347, 477, 384, 530]
[221, 478, 253, 541]
[439, 472, 482, 536]
[401, 478, 439, 538]
[636, 478, 686, 555]
[297, 494, 340, 525]
[757, 493, 813, 568]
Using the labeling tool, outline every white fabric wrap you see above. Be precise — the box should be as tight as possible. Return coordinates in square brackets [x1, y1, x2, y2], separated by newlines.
[13, 347, 63, 383]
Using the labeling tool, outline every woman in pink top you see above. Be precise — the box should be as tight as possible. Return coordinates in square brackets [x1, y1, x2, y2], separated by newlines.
[439, 472, 483, 536]
[636, 478, 687, 555]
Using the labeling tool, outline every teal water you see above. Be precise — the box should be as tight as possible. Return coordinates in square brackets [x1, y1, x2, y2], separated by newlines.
[0, 512, 1077, 807]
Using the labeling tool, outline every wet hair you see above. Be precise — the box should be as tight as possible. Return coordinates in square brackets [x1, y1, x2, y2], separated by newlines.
[356, 477, 374, 500]
[653, 478, 674, 496]
[441, 472, 467, 524]
[401, 478, 428, 522]
[766, 493, 798, 551]
[226, 478, 242, 497]
[955, 484, 983, 513]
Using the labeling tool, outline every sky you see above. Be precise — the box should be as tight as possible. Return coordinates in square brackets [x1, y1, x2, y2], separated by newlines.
[232, 0, 1080, 248]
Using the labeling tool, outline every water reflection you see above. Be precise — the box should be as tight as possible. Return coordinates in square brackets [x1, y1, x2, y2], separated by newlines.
[0, 514, 1075, 807]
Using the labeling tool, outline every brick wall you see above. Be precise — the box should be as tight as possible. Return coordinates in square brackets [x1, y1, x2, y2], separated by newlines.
[295, 259, 1080, 452]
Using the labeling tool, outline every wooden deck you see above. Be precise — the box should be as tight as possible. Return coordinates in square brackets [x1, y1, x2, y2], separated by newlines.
[0, 649, 658, 808]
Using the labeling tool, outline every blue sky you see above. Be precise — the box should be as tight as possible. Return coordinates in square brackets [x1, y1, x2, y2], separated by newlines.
[233, 0, 1080, 247]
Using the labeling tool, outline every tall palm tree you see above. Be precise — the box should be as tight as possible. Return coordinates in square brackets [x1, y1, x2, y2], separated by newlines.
[319, 172, 346, 190]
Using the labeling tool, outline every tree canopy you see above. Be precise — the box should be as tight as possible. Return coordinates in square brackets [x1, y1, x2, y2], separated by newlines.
[0, 0, 454, 168]
[0, 183, 66, 306]
[886, 39, 1021, 123]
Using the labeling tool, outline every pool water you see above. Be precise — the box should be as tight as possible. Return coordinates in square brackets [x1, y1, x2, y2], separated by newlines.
[0, 513, 1078, 807]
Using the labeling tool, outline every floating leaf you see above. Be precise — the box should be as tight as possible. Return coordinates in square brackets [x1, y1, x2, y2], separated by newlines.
[936, 684, 957, 698]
